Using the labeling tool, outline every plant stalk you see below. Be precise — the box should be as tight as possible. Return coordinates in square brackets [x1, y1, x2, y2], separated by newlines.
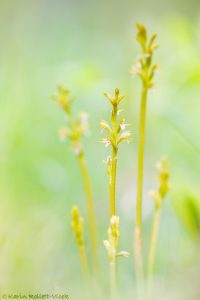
[110, 147, 118, 216]
[136, 85, 148, 230]
[147, 206, 161, 280]
[110, 257, 118, 300]
[134, 85, 148, 299]
[134, 228, 144, 300]
[79, 244, 89, 280]
[78, 152, 99, 272]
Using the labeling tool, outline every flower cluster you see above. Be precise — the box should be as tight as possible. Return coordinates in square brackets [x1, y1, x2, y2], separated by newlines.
[52, 85, 89, 155]
[51, 84, 73, 114]
[131, 23, 159, 89]
[71, 206, 84, 246]
[150, 158, 170, 209]
[100, 88, 131, 169]
[104, 216, 129, 262]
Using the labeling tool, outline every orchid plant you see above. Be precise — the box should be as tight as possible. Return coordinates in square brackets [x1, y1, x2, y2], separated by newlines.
[51, 23, 170, 300]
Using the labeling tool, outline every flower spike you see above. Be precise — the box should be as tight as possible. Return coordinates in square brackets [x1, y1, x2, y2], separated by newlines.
[51, 83, 99, 272]
[51, 84, 89, 155]
[131, 24, 159, 89]
[100, 88, 131, 216]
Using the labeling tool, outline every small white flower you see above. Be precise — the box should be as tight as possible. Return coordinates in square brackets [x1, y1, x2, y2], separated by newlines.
[102, 137, 111, 148]
[137, 53, 150, 60]
[136, 61, 142, 68]
[110, 215, 119, 225]
[72, 141, 82, 155]
[117, 251, 129, 258]
[103, 240, 110, 251]
[73, 146, 82, 155]
[59, 127, 68, 141]
[79, 112, 88, 125]
[120, 122, 126, 130]
[117, 109, 124, 115]
[130, 66, 139, 76]
[153, 68, 159, 75]
[118, 131, 131, 145]
[105, 141, 111, 148]
[122, 131, 131, 138]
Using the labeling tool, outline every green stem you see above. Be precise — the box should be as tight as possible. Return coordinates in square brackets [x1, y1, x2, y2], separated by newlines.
[110, 147, 118, 216]
[136, 86, 148, 229]
[134, 85, 148, 299]
[147, 207, 161, 280]
[78, 152, 99, 272]
[109, 103, 118, 217]
[110, 257, 118, 300]
[79, 244, 89, 281]
[134, 228, 144, 300]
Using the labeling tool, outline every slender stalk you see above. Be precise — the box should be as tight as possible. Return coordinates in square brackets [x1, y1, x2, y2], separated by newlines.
[147, 207, 161, 279]
[109, 103, 118, 217]
[134, 228, 144, 300]
[78, 151, 99, 272]
[131, 24, 159, 299]
[110, 258, 117, 300]
[79, 244, 90, 283]
[147, 205, 161, 300]
[147, 158, 169, 298]
[136, 86, 148, 230]
[110, 147, 118, 216]
[134, 85, 148, 299]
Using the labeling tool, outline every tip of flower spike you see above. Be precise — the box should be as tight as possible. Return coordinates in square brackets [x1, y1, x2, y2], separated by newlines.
[71, 206, 84, 246]
[53, 84, 73, 113]
[115, 88, 119, 96]
[150, 157, 170, 208]
[104, 88, 124, 106]
[71, 206, 79, 217]
[136, 23, 147, 47]
[156, 157, 168, 172]
[136, 22, 146, 31]
[57, 84, 69, 95]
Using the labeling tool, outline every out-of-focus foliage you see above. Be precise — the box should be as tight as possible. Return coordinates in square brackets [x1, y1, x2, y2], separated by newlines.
[173, 192, 200, 239]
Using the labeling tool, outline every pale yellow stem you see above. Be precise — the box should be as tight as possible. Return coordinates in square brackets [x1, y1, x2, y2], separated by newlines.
[134, 228, 144, 300]
[134, 85, 148, 299]
[109, 147, 118, 217]
[78, 152, 99, 272]
[79, 244, 89, 280]
[136, 86, 148, 229]
[110, 257, 118, 300]
[148, 207, 161, 280]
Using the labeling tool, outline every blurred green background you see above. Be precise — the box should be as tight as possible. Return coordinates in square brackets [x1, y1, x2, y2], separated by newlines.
[0, 0, 200, 299]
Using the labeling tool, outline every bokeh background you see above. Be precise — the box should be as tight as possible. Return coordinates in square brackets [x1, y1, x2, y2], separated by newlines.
[0, 0, 200, 299]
